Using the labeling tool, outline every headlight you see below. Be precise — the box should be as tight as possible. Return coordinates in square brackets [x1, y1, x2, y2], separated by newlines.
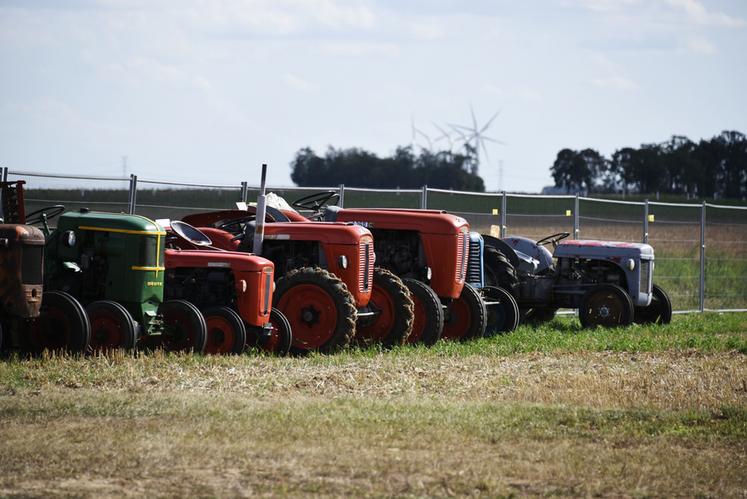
[425, 266, 432, 281]
[338, 255, 348, 269]
[64, 230, 76, 247]
[627, 259, 635, 271]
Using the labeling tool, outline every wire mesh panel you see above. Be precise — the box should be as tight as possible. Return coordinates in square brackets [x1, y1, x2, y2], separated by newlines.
[427, 189, 503, 232]
[578, 198, 643, 243]
[648, 202, 701, 312]
[135, 179, 243, 221]
[504, 194, 575, 240]
[705, 204, 747, 311]
[344, 187, 421, 209]
[6, 171, 130, 225]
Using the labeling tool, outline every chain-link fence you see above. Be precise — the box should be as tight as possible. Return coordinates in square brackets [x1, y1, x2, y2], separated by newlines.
[4, 168, 746, 313]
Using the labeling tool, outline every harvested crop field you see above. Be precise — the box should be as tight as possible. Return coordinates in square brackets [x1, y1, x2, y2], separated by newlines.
[1, 313, 746, 497]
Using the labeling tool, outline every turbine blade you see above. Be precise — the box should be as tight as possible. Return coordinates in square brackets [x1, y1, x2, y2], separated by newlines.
[480, 110, 501, 133]
[470, 104, 478, 131]
[482, 136, 507, 145]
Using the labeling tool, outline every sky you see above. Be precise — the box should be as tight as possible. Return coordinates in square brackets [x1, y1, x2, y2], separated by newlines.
[1, 0, 746, 192]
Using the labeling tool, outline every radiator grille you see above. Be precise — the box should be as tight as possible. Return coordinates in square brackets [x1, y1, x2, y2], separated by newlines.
[466, 236, 483, 287]
[359, 240, 374, 292]
[455, 231, 468, 283]
[639, 259, 652, 295]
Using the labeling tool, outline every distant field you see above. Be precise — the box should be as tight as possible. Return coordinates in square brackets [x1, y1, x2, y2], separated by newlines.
[0, 313, 745, 497]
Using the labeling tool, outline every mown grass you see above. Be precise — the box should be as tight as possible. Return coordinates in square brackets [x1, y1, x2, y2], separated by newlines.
[0, 312, 745, 497]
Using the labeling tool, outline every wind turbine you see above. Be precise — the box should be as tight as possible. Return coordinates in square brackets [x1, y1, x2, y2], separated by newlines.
[411, 116, 433, 152]
[448, 105, 506, 172]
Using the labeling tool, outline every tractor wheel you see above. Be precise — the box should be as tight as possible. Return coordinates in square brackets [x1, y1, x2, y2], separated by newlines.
[402, 278, 444, 346]
[482, 286, 520, 336]
[356, 268, 414, 347]
[24, 291, 90, 354]
[86, 300, 138, 352]
[484, 245, 519, 291]
[441, 284, 487, 342]
[159, 300, 208, 353]
[203, 306, 246, 355]
[634, 284, 672, 325]
[274, 267, 357, 354]
[579, 284, 634, 328]
[264, 308, 293, 356]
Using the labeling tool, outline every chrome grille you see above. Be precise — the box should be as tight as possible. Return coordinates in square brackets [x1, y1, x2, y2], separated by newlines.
[455, 231, 468, 283]
[639, 259, 652, 294]
[359, 240, 374, 292]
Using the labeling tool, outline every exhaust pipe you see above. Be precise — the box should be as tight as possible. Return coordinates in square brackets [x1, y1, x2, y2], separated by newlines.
[253, 163, 267, 255]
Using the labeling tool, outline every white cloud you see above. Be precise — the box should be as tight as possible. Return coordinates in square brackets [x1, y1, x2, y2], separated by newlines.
[687, 35, 716, 55]
[284, 73, 317, 93]
[592, 75, 638, 90]
[665, 0, 746, 27]
[322, 42, 399, 57]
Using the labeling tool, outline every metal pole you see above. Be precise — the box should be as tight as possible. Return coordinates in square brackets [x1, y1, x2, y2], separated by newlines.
[240, 181, 248, 204]
[0, 166, 5, 220]
[128, 174, 138, 214]
[573, 194, 580, 239]
[643, 199, 649, 244]
[699, 201, 706, 313]
[500, 191, 507, 238]
[253, 164, 268, 255]
[421, 185, 428, 209]
[338, 183, 345, 208]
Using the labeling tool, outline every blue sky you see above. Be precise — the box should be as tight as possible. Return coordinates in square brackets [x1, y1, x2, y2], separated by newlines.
[1, 0, 745, 191]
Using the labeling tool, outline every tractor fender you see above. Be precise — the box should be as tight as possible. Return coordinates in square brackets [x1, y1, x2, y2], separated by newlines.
[481, 235, 521, 268]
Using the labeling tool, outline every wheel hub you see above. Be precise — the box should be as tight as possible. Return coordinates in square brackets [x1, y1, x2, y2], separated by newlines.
[599, 305, 610, 318]
[301, 306, 320, 326]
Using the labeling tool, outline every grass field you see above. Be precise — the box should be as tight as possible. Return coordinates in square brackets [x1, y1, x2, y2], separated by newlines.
[1, 313, 745, 497]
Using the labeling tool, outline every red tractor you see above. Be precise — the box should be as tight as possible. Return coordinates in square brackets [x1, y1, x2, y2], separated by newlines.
[182, 210, 414, 352]
[246, 191, 519, 344]
[160, 219, 292, 355]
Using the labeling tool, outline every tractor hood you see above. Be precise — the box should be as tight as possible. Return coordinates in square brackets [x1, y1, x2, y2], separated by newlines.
[328, 207, 470, 235]
[555, 240, 654, 260]
[57, 210, 165, 235]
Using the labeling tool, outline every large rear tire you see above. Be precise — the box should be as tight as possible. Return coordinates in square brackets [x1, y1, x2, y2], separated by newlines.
[634, 284, 672, 325]
[203, 306, 246, 355]
[402, 278, 444, 346]
[274, 267, 357, 354]
[441, 284, 487, 341]
[482, 286, 520, 335]
[579, 284, 634, 328]
[24, 291, 90, 354]
[484, 245, 519, 291]
[86, 300, 138, 352]
[356, 268, 414, 347]
[158, 299, 208, 353]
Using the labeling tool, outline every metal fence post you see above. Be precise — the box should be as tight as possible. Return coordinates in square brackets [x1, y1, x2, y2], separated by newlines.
[421, 185, 428, 209]
[500, 191, 507, 238]
[338, 184, 345, 208]
[700, 201, 706, 312]
[240, 181, 248, 204]
[0, 166, 5, 220]
[573, 194, 580, 239]
[127, 174, 138, 214]
[643, 199, 649, 244]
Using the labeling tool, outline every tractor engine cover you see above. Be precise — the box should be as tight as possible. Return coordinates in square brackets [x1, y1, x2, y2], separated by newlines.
[0, 224, 45, 318]
[554, 240, 654, 306]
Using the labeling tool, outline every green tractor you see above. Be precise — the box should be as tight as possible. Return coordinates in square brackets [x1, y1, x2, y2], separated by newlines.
[32, 204, 208, 353]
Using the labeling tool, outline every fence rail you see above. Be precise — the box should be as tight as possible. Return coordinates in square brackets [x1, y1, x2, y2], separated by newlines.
[3, 167, 746, 314]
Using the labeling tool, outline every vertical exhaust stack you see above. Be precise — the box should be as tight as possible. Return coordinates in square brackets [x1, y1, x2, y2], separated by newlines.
[253, 163, 267, 255]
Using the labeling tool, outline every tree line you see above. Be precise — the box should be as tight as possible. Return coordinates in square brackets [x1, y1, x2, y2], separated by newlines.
[551, 131, 747, 199]
[290, 146, 486, 192]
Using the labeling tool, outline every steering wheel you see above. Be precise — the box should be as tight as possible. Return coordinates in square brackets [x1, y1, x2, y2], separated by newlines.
[536, 232, 570, 247]
[218, 216, 256, 235]
[292, 191, 339, 213]
[25, 205, 65, 225]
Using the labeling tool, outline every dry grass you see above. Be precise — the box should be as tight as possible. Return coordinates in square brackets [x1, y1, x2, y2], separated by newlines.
[1, 346, 746, 497]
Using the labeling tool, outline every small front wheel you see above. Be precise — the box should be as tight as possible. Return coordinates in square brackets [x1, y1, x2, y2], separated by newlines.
[402, 279, 444, 346]
[203, 306, 246, 354]
[482, 286, 519, 335]
[159, 300, 207, 353]
[634, 284, 672, 325]
[24, 291, 90, 354]
[86, 300, 138, 352]
[441, 284, 487, 342]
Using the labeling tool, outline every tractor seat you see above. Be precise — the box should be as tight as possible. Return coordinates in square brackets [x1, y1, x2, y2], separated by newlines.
[323, 205, 341, 222]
